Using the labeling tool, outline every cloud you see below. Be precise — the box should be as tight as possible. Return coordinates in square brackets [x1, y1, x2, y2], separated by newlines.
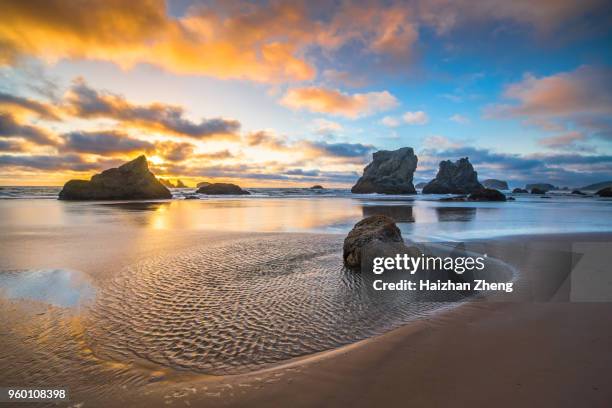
[0, 92, 60, 120]
[538, 131, 591, 151]
[381, 110, 429, 126]
[312, 118, 343, 135]
[308, 141, 375, 158]
[0, 112, 58, 146]
[0, 139, 26, 152]
[449, 114, 470, 124]
[65, 79, 241, 139]
[281, 87, 398, 118]
[488, 65, 612, 150]
[0, 153, 121, 171]
[61, 130, 154, 154]
[153, 141, 195, 162]
[402, 111, 429, 125]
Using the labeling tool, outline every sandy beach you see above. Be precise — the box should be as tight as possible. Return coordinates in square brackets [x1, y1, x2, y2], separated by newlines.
[2, 204, 610, 408]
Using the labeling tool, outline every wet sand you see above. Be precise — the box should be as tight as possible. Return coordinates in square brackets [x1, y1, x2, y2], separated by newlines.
[51, 232, 611, 408]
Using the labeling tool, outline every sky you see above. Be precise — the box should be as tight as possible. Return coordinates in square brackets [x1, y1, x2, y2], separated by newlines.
[0, 0, 611, 188]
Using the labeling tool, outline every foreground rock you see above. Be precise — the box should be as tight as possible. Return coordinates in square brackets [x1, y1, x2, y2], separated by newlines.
[596, 187, 612, 197]
[351, 147, 418, 194]
[468, 188, 507, 201]
[196, 183, 250, 195]
[344, 215, 417, 269]
[512, 188, 528, 194]
[526, 183, 556, 192]
[59, 156, 172, 200]
[422, 157, 483, 194]
[482, 179, 508, 190]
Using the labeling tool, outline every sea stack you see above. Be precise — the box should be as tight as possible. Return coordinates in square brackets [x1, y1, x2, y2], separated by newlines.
[196, 183, 250, 195]
[58, 155, 172, 200]
[351, 147, 418, 194]
[422, 157, 483, 194]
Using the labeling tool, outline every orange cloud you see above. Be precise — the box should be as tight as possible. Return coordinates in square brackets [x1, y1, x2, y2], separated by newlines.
[281, 87, 398, 118]
[65, 78, 241, 140]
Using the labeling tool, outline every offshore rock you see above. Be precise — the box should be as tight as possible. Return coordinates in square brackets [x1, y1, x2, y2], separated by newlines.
[351, 147, 418, 194]
[59, 156, 172, 200]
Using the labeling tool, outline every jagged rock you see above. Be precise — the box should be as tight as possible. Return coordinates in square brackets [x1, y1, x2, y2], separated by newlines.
[343, 215, 406, 269]
[422, 157, 483, 194]
[175, 179, 187, 188]
[468, 188, 507, 201]
[159, 178, 175, 188]
[482, 179, 508, 190]
[310, 185, 324, 189]
[531, 188, 546, 194]
[526, 183, 556, 192]
[196, 183, 250, 195]
[196, 181, 211, 188]
[596, 187, 612, 197]
[351, 147, 418, 194]
[59, 156, 172, 200]
[512, 188, 528, 194]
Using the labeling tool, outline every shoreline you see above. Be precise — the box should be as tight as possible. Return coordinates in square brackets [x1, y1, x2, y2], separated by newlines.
[121, 231, 612, 408]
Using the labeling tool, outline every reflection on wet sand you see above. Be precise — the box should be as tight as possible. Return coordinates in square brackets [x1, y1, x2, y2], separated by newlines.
[362, 205, 415, 222]
[434, 207, 477, 222]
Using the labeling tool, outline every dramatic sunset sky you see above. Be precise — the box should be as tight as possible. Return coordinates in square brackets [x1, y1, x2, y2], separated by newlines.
[1, 0, 611, 187]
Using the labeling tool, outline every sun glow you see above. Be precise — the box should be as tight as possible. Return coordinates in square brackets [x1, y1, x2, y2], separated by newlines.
[149, 155, 165, 165]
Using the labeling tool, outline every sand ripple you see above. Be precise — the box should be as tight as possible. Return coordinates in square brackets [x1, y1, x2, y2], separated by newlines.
[86, 234, 440, 374]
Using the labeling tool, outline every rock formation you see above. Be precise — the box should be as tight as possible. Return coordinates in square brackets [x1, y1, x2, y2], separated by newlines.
[526, 183, 556, 192]
[482, 179, 508, 190]
[343, 215, 406, 269]
[512, 188, 528, 194]
[310, 185, 324, 189]
[159, 178, 175, 188]
[468, 188, 507, 201]
[175, 179, 187, 188]
[196, 183, 250, 195]
[581, 181, 612, 191]
[596, 187, 612, 197]
[196, 181, 211, 188]
[571, 190, 586, 195]
[530, 188, 546, 194]
[422, 157, 483, 194]
[59, 156, 172, 200]
[351, 147, 418, 194]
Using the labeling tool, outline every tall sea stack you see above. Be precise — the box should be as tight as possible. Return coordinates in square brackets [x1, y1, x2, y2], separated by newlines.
[351, 147, 418, 194]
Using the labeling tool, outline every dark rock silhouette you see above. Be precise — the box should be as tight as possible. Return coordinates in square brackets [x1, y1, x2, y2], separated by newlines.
[571, 190, 587, 195]
[159, 178, 175, 188]
[351, 147, 418, 194]
[343, 215, 411, 269]
[596, 187, 612, 197]
[526, 183, 556, 192]
[196, 181, 211, 188]
[482, 179, 508, 190]
[422, 157, 483, 194]
[531, 188, 546, 194]
[512, 188, 528, 194]
[196, 183, 250, 195]
[310, 185, 324, 189]
[59, 156, 172, 200]
[468, 188, 507, 201]
[175, 179, 187, 188]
